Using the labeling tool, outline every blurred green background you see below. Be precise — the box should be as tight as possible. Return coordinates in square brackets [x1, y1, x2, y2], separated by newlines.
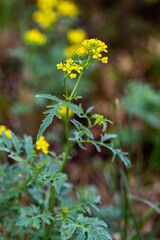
[0, 0, 160, 238]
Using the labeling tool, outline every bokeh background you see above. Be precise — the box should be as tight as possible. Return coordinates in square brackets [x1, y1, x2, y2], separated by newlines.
[0, 0, 160, 238]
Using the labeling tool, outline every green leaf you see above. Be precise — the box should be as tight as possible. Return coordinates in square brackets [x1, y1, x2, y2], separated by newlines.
[75, 215, 112, 240]
[16, 217, 31, 228]
[36, 94, 62, 102]
[37, 102, 63, 140]
[33, 218, 40, 229]
[61, 221, 76, 240]
[11, 131, 21, 152]
[1, 131, 12, 149]
[101, 133, 117, 142]
[25, 135, 33, 156]
[64, 102, 81, 117]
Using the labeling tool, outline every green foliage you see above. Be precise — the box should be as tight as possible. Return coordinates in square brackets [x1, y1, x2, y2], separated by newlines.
[122, 81, 160, 129]
[0, 36, 130, 239]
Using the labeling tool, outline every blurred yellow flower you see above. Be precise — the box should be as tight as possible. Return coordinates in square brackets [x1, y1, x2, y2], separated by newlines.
[58, 105, 74, 117]
[33, 9, 57, 29]
[0, 125, 7, 134]
[69, 73, 77, 79]
[64, 45, 80, 57]
[37, 0, 58, 10]
[24, 29, 46, 45]
[101, 57, 108, 64]
[0, 125, 12, 139]
[57, 1, 78, 16]
[67, 29, 86, 44]
[5, 129, 12, 139]
[36, 136, 49, 154]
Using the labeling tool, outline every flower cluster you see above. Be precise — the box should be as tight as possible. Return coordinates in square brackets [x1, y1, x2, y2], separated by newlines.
[33, 9, 57, 29]
[57, 1, 78, 16]
[37, 0, 58, 10]
[24, 0, 78, 45]
[24, 29, 46, 45]
[0, 125, 12, 139]
[36, 136, 49, 154]
[79, 39, 108, 63]
[58, 105, 74, 117]
[57, 58, 82, 79]
[93, 114, 105, 126]
[64, 29, 87, 57]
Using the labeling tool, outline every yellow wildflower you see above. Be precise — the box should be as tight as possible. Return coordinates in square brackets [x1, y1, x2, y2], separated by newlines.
[33, 9, 57, 29]
[101, 57, 108, 64]
[5, 129, 12, 139]
[70, 73, 77, 79]
[64, 45, 76, 57]
[0, 125, 7, 135]
[0, 125, 12, 139]
[67, 29, 86, 44]
[24, 29, 46, 45]
[37, 0, 58, 10]
[58, 105, 74, 117]
[57, 58, 82, 78]
[57, 62, 63, 69]
[78, 47, 86, 55]
[57, 1, 78, 16]
[80, 38, 108, 63]
[36, 136, 49, 154]
[64, 44, 86, 57]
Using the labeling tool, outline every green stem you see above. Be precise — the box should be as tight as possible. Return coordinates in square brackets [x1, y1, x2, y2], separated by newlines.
[69, 54, 92, 100]
[45, 54, 92, 238]
[60, 107, 71, 172]
[45, 186, 55, 237]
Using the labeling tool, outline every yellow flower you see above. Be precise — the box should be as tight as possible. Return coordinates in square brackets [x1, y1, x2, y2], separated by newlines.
[37, 0, 58, 10]
[78, 47, 86, 55]
[69, 73, 76, 79]
[67, 29, 86, 44]
[36, 136, 49, 154]
[24, 29, 46, 45]
[57, 58, 82, 78]
[57, 62, 63, 69]
[64, 44, 86, 57]
[0, 125, 7, 135]
[57, 1, 78, 16]
[80, 38, 108, 63]
[33, 9, 57, 29]
[5, 129, 12, 139]
[0, 125, 12, 139]
[58, 105, 74, 117]
[101, 57, 108, 64]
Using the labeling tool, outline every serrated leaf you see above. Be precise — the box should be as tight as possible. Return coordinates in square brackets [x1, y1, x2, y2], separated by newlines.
[37, 102, 63, 140]
[33, 218, 40, 229]
[61, 222, 76, 240]
[16, 217, 31, 228]
[36, 94, 62, 102]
